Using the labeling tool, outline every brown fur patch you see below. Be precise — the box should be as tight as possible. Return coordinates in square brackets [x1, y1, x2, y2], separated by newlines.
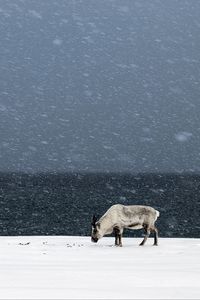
[128, 223, 140, 228]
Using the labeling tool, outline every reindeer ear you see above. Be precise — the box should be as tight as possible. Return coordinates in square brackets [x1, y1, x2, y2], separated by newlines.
[91, 215, 97, 227]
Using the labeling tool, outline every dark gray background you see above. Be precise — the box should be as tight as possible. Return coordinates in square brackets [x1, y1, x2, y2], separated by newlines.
[1, 0, 200, 174]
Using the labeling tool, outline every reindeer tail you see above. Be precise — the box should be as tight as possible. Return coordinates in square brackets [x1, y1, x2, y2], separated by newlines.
[155, 210, 160, 219]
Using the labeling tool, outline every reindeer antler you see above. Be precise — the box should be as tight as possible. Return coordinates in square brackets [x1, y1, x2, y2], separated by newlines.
[91, 215, 98, 227]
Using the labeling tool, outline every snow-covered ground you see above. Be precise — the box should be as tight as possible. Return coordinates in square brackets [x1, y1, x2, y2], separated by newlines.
[0, 236, 199, 299]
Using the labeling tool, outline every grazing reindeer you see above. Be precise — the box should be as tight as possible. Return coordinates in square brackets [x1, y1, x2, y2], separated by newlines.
[91, 204, 159, 246]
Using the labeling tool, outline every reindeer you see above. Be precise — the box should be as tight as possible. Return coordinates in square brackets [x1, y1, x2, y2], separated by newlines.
[91, 204, 159, 246]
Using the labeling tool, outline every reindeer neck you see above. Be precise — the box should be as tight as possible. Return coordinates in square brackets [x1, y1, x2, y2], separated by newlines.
[98, 213, 115, 235]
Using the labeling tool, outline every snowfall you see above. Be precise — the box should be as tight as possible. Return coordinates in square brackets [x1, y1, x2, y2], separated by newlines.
[0, 236, 200, 299]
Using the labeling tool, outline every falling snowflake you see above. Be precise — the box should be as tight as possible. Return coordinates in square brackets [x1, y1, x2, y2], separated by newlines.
[174, 132, 193, 142]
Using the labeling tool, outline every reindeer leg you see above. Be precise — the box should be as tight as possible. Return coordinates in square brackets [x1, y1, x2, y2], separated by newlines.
[114, 233, 118, 246]
[114, 227, 122, 247]
[114, 227, 119, 246]
[153, 227, 158, 246]
[118, 232, 122, 247]
[139, 225, 150, 246]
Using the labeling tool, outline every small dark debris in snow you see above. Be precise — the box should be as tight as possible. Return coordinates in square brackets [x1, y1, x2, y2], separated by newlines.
[19, 242, 30, 246]
[66, 243, 84, 247]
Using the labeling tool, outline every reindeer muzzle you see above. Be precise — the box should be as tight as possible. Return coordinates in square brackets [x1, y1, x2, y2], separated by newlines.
[91, 237, 98, 243]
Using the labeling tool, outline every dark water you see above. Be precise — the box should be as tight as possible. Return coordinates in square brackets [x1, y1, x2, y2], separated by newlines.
[0, 172, 200, 237]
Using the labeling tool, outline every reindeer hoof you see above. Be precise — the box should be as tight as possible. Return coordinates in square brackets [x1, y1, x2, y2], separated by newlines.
[153, 243, 158, 246]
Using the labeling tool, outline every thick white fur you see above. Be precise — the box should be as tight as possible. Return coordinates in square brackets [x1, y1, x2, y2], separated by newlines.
[96, 204, 159, 239]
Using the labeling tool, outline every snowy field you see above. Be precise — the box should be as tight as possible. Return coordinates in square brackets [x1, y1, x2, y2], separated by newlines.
[0, 236, 200, 299]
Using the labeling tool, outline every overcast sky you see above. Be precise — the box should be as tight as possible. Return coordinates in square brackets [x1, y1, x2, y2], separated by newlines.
[0, 0, 200, 173]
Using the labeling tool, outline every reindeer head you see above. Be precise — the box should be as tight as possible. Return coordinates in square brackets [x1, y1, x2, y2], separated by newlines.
[91, 215, 101, 243]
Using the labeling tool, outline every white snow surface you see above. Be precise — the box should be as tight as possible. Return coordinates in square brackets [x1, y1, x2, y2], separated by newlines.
[0, 236, 200, 299]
